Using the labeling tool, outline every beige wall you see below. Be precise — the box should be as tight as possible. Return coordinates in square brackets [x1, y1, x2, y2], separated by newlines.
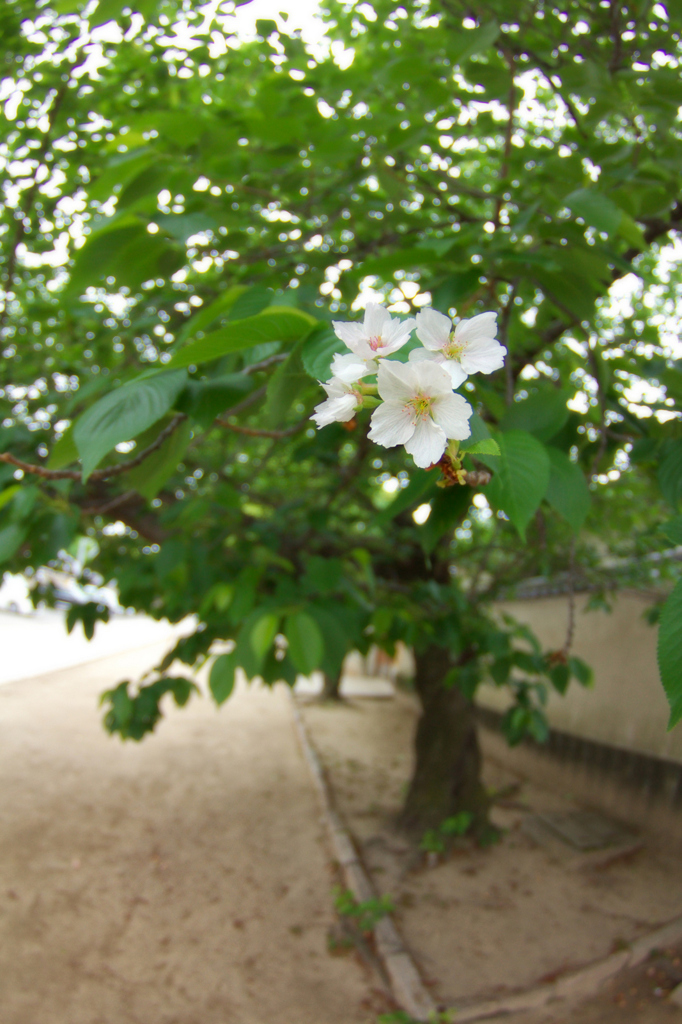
[477, 592, 682, 765]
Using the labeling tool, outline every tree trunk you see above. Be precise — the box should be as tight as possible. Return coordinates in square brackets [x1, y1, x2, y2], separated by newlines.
[321, 670, 342, 701]
[399, 644, 489, 838]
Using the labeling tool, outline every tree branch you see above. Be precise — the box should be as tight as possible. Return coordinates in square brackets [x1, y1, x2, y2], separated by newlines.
[216, 418, 307, 439]
[0, 413, 187, 482]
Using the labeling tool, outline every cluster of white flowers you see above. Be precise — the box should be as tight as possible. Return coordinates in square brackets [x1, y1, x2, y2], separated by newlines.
[311, 303, 505, 469]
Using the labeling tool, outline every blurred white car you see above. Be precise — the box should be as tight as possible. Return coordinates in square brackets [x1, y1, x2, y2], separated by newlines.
[0, 570, 122, 615]
[0, 573, 33, 615]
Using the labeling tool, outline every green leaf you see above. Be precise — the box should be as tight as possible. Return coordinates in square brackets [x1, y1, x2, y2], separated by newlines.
[569, 657, 593, 688]
[228, 565, 260, 624]
[544, 448, 591, 533]
[125, 419, 192, 500]
[460, 413, 495, 456]
[285, 611, 324, 675]
[92, 0, 126, 24]
[500, 389, 570, 442]
[167, 676, 197, 707]
[301, 325, 346, 381]
[250, 612, 279, 665]
[564, 188, 623, 236]
[308, 603, 359, 678]
[67, 217, 180, 294]
[168, 309, 317, 369]
[550, 662, 570, 695]
[659, 440, 682, 509]
[302, 556, 344, 595]
[464, 438, 500, 456]
[0, 485, 20, 512]
[0, 523, 26, 564]
[73, 370, 187, 481]
[256, 17, 278, 36]
[420, 486, 470, 554]
[176, 374, 256, 429]
[174, 286, 249, 345]
[209, 652, 238, 705]
[657, 579, 682, 728]
[485, 431, 551, 540]
[662, 516, 682, 546]
[617, 213, 646, 249]
[532, 268, 597, 322]
[227, 285, 273, 322]
[155, 213, 217, 242]
[10, 485, 38, 522]
[449, 21, 499, 63]
[47, 427, 79, 470]
[265, 341, 309, 426]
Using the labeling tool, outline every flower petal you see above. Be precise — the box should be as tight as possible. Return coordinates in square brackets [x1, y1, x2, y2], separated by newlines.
[368, 401, 414, 447]
[320, 377, 346, 399]
[431, 392, 473, 439]
[330, 352, 376, 383]
[376, 359, 419, 402]
[409, 358, 454, 397]
[311, 392, 358, 428]
[454, 311, 498, 345]
[459, 336, 506, 376]
[379, 315, 416, 355]
[332, 320, 370, 353]
[408, 347, 438, 364]
[441, 359, 468, 388]
[415, 307, 452, 351]
[363, 302, 392, 338]
[404, 417, 447, 468]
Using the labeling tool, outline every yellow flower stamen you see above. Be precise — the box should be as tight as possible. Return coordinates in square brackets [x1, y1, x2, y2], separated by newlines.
[443, 333, 465, 360]
[406, 393, 433, 422]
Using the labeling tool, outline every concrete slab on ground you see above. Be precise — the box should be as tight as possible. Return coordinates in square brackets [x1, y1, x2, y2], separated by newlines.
[295, 672, 396, 699]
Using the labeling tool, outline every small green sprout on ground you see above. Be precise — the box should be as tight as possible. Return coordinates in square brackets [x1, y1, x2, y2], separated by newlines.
[419, 812, 474, 855]
[333, 886, 395, 934]
[377, 1010, 454, 1023]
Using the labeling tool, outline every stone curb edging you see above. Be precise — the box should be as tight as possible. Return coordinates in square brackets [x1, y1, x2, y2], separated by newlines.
[289, 696, 438, 1023]
[289, 694, 682, 1023]
[450, 914, 682, 1022]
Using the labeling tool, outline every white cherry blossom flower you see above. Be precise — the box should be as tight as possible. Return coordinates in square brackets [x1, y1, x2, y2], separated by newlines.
[332, 302, 415, 360]
[410, 307, 504, 387]
[368, 360, 473, 469]
[330, 351, 377, 384]
[311, 377, 363, 428]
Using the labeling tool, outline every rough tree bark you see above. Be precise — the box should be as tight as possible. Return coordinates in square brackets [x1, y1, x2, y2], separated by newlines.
[399, 644, 489, 838]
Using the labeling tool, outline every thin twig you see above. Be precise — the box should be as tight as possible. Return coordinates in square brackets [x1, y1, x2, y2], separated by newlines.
[243, 354, 288, 375]
[498, 283, 517, 405]
[494, 56, 517, 229]
[0, 413, 187, 482]
[216, 418, 307, 439]
[80, 490, 139, 516]
[588, 345, 608, 478]
[219, 385, 267, 419]
[0, 452, 81, 481]
[562, 535, 577, 657]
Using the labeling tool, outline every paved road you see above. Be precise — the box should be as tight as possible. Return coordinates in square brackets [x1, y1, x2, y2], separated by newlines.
[0, 608, 182, 685]
[0, 640, 377, 1024]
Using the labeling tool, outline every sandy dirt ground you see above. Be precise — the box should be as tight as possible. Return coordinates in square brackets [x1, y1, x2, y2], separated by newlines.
[501, 942, 682, 1024]
[0, 643, 385, 1024]
[300, 691, 682, 1021]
